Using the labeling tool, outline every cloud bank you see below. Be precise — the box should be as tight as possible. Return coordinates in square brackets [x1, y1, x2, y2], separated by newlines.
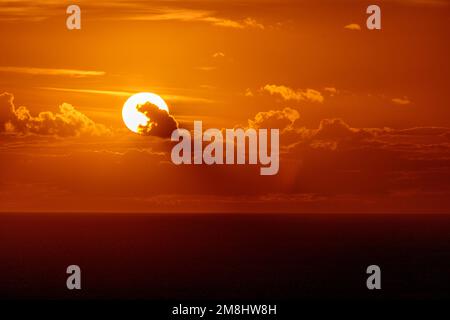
[0, 92, 109, 137]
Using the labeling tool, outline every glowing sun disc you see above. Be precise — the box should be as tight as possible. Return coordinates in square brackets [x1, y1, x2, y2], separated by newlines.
[122, 92, 169, 133]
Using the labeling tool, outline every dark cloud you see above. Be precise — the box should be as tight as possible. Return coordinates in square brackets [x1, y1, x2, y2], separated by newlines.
[383, 127, 450, 137]
[137, 102, 178, 138]
[0, 92, 110, 137]
[2, 103, 450, 212]
[313, 118, 373, 142]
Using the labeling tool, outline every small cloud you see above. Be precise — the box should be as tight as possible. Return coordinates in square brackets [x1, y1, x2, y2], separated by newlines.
[212, 52, 225, 58]
[196, 66, 217, 72]
[125, 8, 265, 30]
[0, 66, 105, 77]
[242, 17, 265, 30]
[199, 84, 215, 90]
[0, 92, 109, 137]
[263, 84, 324, 103]
[392, 97, 411, 105]
[313, 118, 371, 141]
[136, 102, 178, 138]
[324, 87, 338, 96]
[245, 88, 254, 97]
[344, 23, 361, 31]
[40, 87, 214, 104]
[248, 107, 300, 131]
[203, 16, 264, 29]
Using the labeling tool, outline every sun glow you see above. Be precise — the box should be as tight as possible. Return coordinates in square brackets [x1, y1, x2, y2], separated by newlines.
[122, 92, 169, 133]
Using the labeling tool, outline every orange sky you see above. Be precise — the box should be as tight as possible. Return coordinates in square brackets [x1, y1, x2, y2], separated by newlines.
[1, 0, 450, 213]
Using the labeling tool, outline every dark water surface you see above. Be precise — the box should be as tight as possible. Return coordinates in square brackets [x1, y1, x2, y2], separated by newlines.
[0, 213, 449, 300]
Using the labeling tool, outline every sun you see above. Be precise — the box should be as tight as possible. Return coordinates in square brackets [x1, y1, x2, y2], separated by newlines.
[122, 92, 169, 133]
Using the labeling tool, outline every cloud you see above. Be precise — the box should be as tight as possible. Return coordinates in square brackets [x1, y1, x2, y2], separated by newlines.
[40, 87, 215, 104]
[118, 7, 264, 29]
[391, 97, 411, 105]
[212, 52, 225, 58]
[263, 84, 324, 103]
[3, 110, 450, 212]
[314, 119, 371, 140]
[324, 87, 338, 96]
[242, 17, 265, 29]
[279, 117, 450, 209]
[136, 101, 178, 138]
[309, 119, 375, 149]
[386, 126, 450, 136]
[267, 117, 377, 151]
[196, 66, 217, 72]
[344, 24, 361, 31]
[0, 66, 105, 77]
[0, 1, 266, 30]
[0, 92, 109, 137]
[188, 13, 264, 30]
[248, 107, 300, 131]
[0, 1, 57, 21]
[40, 87, 134, 97]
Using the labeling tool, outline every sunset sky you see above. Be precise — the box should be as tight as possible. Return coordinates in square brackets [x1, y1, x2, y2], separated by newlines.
[1, 0, 449, 213]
